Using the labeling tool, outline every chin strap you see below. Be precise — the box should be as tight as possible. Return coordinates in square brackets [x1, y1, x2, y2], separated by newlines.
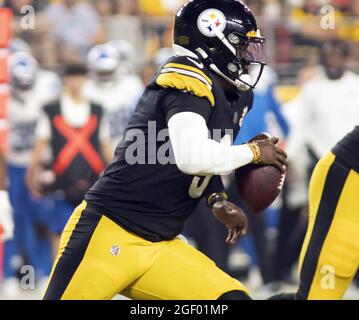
[195, 47, 252, 92]
[173, 44, 253, 92]
[209, 63, 251, 92]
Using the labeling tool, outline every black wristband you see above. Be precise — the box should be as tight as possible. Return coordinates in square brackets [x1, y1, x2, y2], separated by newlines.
[207, 192, 228, 209]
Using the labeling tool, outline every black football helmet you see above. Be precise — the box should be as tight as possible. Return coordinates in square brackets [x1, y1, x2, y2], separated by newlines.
[173, 0, 266, 91]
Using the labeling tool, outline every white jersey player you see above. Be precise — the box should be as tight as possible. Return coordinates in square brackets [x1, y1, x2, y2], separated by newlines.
[284, 40, 359, 208]
[8, 52, 60, 167]
[2, 52, 59, 291]
[83, 43, 144, 151]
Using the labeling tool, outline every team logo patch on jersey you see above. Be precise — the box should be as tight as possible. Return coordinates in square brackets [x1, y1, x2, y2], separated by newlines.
[197, 9, 227, 37]
[110, 245, 120, 256]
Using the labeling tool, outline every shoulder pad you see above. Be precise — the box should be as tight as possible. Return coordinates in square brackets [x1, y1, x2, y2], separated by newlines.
[156, 56, 215, 106]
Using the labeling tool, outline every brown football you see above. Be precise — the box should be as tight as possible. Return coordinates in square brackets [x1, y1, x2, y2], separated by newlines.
[235, 133, 286, 213]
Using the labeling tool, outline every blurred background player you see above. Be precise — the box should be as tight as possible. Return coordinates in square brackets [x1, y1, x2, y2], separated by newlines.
[27, 63, 112, 258]
[108, 40, 139, 76]
[2, 51, 59, 296]
[294, 40, 359, 167]
[84, 42, 144, 151]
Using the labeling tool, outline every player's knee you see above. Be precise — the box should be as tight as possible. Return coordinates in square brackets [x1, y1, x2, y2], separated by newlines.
[217, 290, 252, 300]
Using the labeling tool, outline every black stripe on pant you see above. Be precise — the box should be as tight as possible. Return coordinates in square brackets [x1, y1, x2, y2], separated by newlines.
[297, 159, 350, 300]
[43, 206, 101, 300]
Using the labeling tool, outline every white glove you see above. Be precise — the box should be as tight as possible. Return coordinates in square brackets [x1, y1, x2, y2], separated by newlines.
[0, 190, 14, 241]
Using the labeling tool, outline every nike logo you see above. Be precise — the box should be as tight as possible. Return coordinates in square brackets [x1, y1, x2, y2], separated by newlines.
[187, 57, 204, 69]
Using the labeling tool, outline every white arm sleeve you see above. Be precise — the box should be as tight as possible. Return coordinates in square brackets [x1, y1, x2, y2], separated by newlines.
[168, 112, 254, 176]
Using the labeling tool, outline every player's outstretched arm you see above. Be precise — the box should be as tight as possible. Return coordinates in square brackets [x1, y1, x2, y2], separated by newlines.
[26, 139, 48, 198]
[26, 110, 51, 198]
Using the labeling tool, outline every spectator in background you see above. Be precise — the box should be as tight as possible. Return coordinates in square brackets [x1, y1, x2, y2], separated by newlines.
[27, 64, 112, 258]
[46, 0, 105, 64]
[337, 0, 359, 70]
[289, 0, 359, 43]
[94, 0, 115, 17]
[138, 0, 183, 17]
[115, 0, 139, 15]
[139, 0, 182, 58]
[94, 0, 140, 17]
[84, 42, 144, 151]
[5, 0, 57, 69]
[3, 52, 58, 297]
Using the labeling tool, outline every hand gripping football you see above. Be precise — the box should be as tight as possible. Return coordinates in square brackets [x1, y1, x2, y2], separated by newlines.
[235, 133, 286, 213]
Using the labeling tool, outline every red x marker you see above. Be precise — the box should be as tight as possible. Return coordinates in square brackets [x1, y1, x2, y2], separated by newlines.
[52, 114, 105, 176]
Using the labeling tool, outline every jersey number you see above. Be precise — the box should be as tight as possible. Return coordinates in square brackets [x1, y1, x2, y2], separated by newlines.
[188, 175, 212, 199]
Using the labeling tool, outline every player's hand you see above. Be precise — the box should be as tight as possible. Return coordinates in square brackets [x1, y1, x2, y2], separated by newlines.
[255, 137, 288, 173]
[211, 200, 247, 245]
[26, 167, 43, 199]
[0, 190, 14, 241]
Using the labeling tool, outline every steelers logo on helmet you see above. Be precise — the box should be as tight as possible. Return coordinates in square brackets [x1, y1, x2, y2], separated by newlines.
[197, 9, 227, 37]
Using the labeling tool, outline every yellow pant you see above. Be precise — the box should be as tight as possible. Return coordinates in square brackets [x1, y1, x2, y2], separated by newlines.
[44, 202, 249, 300]
[298, 152, 359, 300]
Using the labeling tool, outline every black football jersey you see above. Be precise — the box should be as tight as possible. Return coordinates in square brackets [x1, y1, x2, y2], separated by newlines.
[86, 56, 253, 241]
[332, 126, 359, 173]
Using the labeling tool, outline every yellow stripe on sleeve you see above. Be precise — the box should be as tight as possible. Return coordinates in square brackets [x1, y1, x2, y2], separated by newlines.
[156, 72, 215, 107]
[164, 63, 213, 86]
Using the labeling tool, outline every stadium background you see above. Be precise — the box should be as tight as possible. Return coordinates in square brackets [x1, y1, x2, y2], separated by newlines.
[0, 0, 358, 299]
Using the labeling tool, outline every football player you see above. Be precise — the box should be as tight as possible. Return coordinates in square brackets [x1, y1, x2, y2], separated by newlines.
[84, 43, 144, 151]
[44, 0, 287, 300]
[270, 126, 359, 300]
[4, 52, 58, 291]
